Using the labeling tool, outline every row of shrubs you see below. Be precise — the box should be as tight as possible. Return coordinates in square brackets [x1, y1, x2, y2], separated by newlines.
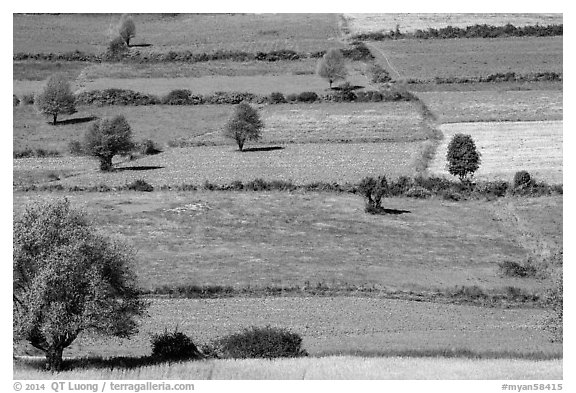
[151, 326, 307, 361]
[17, 172, 562, 199]
[352, 23, 563, 41]
[13, 148, 61, 159]
[73, 86, 416, 107]
[14, 42, 373, 63]
[428, 72, 563, 84]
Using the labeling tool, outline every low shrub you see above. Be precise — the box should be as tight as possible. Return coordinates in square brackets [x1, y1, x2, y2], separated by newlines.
[204, 91, 257, 105]
[161, 89, 199, 105]
[285, 93, 298, 102]
[13, 148, 60, 158]
[543, 267, 563, 342]
[13, 94, 20, 107]
[21, 93, 35, 105]
[355, 90, 383, 102]
[34, 148, 61, 158]
[68, 140, 85, 156]
[297, 91, 318, 103]
[13, 148, 34, 159]
[126, 179, 154, 192]
[498, 260, 538, 278]
[139, 139, 162, 155]
[207, 326, 307, 359]
[255, 49, 300, 61]
[370, 64, 392, 84]
[405, 186, 432, 199]
[332, 82, 357, 102]
[76, 89, 160, 106]
[268, 92, 286, 104]
[341, 41, 374, 61]
[104, 36, 129, 62]
[513, 170, 533, 188]
[151, 328, 203, 361]
[474, 180, 509, 198]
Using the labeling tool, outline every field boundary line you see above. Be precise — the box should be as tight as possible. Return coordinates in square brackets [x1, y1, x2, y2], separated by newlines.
[365, 42, 403, 79]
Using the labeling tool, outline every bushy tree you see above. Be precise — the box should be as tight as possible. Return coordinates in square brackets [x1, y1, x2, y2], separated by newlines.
[316, 48, 347, 88]
[223, 103, 264, 151]
[358, 175, 388, 212]
[84, 115, 134, 171]
[446, 133, 481, 181]
[13, 199, 147, 371]
[34, 74, 76, 125]
[118, 14, 136, 47]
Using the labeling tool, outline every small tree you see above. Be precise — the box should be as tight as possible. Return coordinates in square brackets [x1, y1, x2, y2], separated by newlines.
[446, 133, 481, 181]
[316, 48, 347, 88]
[84, 115, 134, 171]
[223, 102, 264, 151]
[358, 175, 388, 212]
[35, 74, 76, 125]
[118, 14, 136, 47]
[13, 199, 147, 371]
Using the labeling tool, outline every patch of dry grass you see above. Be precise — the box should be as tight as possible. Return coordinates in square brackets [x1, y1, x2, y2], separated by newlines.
[429, 121, 563, 183]
[417, 90, 563, 123]
[14, 192, 560, 293]
[343, 13, 562, 35]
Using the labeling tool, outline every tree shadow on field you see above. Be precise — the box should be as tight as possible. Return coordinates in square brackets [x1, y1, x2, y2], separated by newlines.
[52, 116, 98, 126]
[115, 166, 164, 172]
[331, 84, 364, 91]
[129, 43, 152, 48]
[368, 207, 411, 215]
[241, 146, 284, 153]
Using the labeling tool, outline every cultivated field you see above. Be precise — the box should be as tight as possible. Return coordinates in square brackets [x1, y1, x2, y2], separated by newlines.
[429, 121, 563, 183]
[14, 356, 563, 380]
[13, 13, 344, 54]
[343, 13, 563, 35]
[369, 37, 562, 81]
[12, 192, 561, 292]
[14, 296, 562, 360]
[417, 90, 563, 123]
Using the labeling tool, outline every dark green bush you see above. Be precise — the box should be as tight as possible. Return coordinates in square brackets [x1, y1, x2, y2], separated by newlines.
[13, 94, 20, 107]
[151, 328, 203, 361]
[513, 170, 533, 188]
[204, 91, 257, 105]
[208, 326, 307, 359]
[13, 148, 34, 159]
[285, 93, 298, 102]
[405, 186, 432, 199]
[126, 179, 154, 192]
[370, 64, 392, 83]
[161, 89, 203, 105]
[297, 91, 319, 103]
[268, 92, 286, 104]
[104, 36, 129, 61]
[76, 89, 160, 106]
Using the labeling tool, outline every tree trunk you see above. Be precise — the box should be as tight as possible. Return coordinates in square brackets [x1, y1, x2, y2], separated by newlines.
[329, 79, 333, 88]
[45, 346, 64, 371]
[126, 37, 130, 47]
[237, 139, 244, 151]
[53, 114, 58, 125]
[100, 156, 113, 171]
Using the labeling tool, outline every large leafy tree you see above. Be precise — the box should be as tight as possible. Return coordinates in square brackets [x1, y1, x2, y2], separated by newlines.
[34, 74, 76, 125]
[223, 102, 264, 151]
[316, 48, 347, 88]
[84, 115, 134, 171]
[13, 199, 147, 371]
[446, 133, 481, 181]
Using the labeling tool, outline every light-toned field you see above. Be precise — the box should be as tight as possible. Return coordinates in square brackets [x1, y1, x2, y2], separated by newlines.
[429, 121, 563, 183]
[13, 102, 424, 152]
[14, 356, 563, 380]
[417, 90, 563, 123]
[14, 296, 561, 360]
[369, 37, 562, 81]
[343, 13, 563, 35]
[14, 62, 372, 97]
[13, 192, 562, 292]
[13, 13, 343, 54]
[14, 142, 424, 187]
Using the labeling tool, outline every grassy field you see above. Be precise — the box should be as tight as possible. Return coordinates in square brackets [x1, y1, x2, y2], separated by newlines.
[14, 61, 372, 97]
[369, 37, 562, 81]
[13, 102, 424, 152]
[14, 296, 562, 360]
[13, 13, 343, 54]
[13, 192, 562, 292]
[416, 90, 563, 123]
[429, 121, 563, 184]
[14, 355, 563, 380]
[343, 13, 563, 35]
